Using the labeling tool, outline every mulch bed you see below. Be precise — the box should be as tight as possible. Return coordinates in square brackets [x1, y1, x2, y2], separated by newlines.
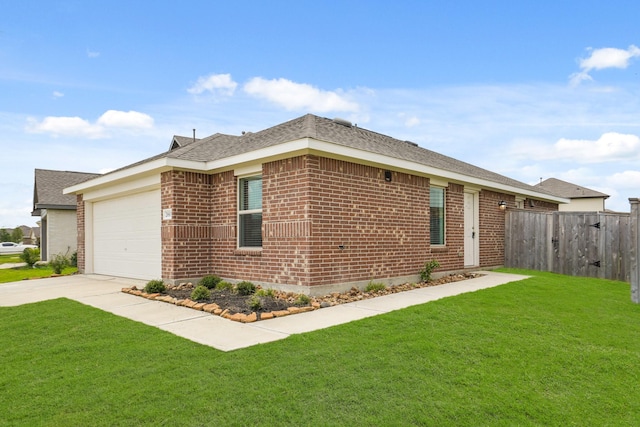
[121, 272, 479, 323]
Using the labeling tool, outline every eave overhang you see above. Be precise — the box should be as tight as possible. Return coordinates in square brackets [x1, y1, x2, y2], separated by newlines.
[64, 137, 569, 205]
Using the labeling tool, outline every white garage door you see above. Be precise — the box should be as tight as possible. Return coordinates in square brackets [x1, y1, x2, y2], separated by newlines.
[93, 190, 161, 280]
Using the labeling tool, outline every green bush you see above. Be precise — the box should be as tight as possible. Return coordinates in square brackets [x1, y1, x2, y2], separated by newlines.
[144, 280, 166, 294]
[216, 281, 234, 291]
[20, 248, 40, 268]
[247, 295, 262, 311]
[199, 275, 222, 289]
[236, 281, 256, 296]
[294, 294, 311, 306]
[49, 253, 70, 274]
[190, 285, 211, 302]
[365, 282, 387, 292]
[70, 251, 78, 267]
[256, 288, 276, 298]
[419, 260, 440, 282]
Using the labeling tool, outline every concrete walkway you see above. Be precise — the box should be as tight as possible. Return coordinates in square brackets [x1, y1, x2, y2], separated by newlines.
[0, 271, 530, 352]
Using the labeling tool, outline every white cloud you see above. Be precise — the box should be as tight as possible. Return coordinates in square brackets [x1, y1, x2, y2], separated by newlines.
[26, 110, 154, 139]
[607, 170, 640, 189]
[554, 132, 640, 162]
[187, 73, 237, 96]
[570, 45, 640, 86]
[405, 116, 420, 127]
[243, 77, 359, 113]
[87, 49, 100, 58]
[512, 132, 640, 164]
[26, 116, 104, 138]
[52, 91, 64, 98]
[97, 110, 154, 129]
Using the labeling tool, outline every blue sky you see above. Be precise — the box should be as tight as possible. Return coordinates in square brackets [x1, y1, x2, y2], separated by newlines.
[2, 0, 639, 228]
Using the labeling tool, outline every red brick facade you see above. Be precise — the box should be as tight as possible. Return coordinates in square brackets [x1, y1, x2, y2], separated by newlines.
[76, 154, 558, 292]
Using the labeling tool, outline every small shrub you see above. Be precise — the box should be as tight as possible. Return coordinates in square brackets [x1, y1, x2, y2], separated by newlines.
[70, 251, 78, 267]
[20, 248, 40, 268]
[199, 275, 221, 289]
[365, 282, 386, 292]
[191, 285, 211, 302]
[216, 281, 234, 291]
[256, 288, 276, 298]
[419, 260, 440, 282]
[144, 279, 166, 294]
[236, 281, 256, 296]
[247, 295, 262, 311]
[49, 253, 70, 274]
[294, 294, 311, 306]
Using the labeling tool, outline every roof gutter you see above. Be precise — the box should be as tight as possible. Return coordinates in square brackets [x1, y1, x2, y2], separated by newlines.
[64, 137, 569, 205]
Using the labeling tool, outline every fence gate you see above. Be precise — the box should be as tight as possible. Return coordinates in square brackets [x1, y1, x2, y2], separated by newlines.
[505, 210, 631, 282]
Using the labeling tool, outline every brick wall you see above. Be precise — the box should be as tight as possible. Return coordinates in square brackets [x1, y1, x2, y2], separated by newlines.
[431, 183, 465, 270]
[478, 190, 514, 267]
[161, 171, 213, 280]
[205, 158, 313, 286]
[306, 157, 432, 286]
[157, 155, 558, 290]
[76, 194, 85, 273]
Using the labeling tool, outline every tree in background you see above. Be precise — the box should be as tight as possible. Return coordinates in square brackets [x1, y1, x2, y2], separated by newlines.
[0, 229, 10, 242]
[10, 227, 23, 243]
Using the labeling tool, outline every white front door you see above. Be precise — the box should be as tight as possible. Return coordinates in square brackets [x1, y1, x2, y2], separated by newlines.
[464, 192, 479, 267]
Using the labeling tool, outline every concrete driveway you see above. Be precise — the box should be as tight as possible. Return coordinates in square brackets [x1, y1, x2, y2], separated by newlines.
[0, 271, 530, 351]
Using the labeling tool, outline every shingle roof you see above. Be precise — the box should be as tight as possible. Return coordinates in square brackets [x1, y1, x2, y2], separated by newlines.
[81, 114, 561, 200]
[170, 135, 201, 150]
[534, 178, 609, 199]
[33, 169, 101, 215]
[160, 114, 556, 196]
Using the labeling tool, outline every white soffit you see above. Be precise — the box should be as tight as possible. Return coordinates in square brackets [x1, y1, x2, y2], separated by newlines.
[64, 136, 568, 204]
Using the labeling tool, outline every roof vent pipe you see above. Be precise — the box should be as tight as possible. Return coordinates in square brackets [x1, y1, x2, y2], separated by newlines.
[193, 129, 196, 142]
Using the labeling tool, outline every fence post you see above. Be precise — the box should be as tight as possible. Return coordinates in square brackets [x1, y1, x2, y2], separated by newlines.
[631, 198, 639, 303]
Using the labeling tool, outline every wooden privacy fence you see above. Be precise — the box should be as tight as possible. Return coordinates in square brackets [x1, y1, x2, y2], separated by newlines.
[505, 209, 633, 282]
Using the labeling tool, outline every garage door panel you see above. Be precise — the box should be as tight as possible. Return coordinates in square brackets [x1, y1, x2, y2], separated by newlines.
[93, 190, 161, 280]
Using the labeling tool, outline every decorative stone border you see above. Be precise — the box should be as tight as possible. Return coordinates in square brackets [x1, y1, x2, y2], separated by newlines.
[121, 287, 319, 323]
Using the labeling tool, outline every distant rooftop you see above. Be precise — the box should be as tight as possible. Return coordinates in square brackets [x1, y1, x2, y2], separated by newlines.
[534, 178, 609, 199]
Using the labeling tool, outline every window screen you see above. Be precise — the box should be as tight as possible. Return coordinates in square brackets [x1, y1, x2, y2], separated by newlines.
[238, 176, 262, 247]
[430, 187, 445, 245]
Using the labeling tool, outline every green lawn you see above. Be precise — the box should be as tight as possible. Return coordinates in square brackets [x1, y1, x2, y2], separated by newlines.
[0, 254, 21, 265]
[0, 254, 77, 284]
[1, 270, 639, 426]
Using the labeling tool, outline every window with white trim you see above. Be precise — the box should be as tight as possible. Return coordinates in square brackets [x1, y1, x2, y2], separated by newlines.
[430, 186, 445, 245]
[238, 175, 262, 248]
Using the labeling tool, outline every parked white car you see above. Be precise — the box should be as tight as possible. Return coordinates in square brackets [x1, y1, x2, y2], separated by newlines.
[0, 242, 38, 254]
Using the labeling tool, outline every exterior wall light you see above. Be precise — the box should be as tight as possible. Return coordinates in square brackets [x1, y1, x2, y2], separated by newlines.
[498, 201, 507, 210]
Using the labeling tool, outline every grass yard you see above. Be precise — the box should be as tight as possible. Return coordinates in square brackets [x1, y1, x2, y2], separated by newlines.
[0, 254, 77, 284]
[1, 270, 639, 426]
[0, 254, 22, 265]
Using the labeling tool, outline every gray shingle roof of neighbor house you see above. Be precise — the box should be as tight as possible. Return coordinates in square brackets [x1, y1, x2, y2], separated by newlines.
[66, 114, 566, 202]
[32, 169, 102, 215]
[534, 178, 609, 200]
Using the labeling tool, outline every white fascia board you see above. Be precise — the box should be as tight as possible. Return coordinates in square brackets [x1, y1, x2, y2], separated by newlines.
[63, 136, 568, 204]
[63, 157, 206, 195]
[81, 174, 161, 202]
[204, 138, 312, 171]
[302, 139, 569, 204]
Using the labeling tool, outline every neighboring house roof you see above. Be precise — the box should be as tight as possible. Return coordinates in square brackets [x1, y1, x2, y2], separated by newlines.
[65, 114, 567, 203]
[534, 178, 609, 200]
[32, 169, 102, 216]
